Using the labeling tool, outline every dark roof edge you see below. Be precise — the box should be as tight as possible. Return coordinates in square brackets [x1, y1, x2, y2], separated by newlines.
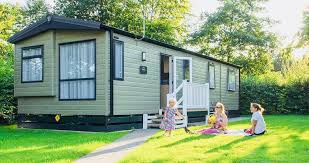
[7, 17, 47, 43]
[51, 15, 101, 29]
[8, 15, 101, 43]
[100, 24, 241, 69]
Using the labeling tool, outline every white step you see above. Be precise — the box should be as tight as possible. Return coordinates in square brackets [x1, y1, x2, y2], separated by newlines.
[144, 113, 188, 129]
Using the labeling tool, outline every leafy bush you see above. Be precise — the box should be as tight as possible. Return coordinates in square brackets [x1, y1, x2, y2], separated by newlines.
[240, 60, 309, 114]
[285, 81, 309, 114]
[0, 56, 17, 124]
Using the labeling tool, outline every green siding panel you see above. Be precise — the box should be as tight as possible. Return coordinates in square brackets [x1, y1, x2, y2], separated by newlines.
[16, 30, 109, 116]
[220, 65, 239, 110]
[14, 31, 55, 97]
[113, 34, 160, 115]
[15, 29, 239, 117]
[112, 34, 239, 115]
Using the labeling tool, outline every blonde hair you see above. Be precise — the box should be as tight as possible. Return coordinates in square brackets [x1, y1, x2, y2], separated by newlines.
[216, 102, 227, 116]
[251, 103, 265, 113]
[168, 98, 177, 108]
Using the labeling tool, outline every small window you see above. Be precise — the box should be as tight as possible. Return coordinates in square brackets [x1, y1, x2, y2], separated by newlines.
[208, 63, 215, 89]
[183, 60, 190, 81]
[21, 45, 43, 82]
[59, 40, 96, 100]
[228, 69, 236, 91]
[114, 40, 124, 80]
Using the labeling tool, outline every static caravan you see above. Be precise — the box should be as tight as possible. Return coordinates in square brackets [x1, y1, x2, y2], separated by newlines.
[8, 15, 241, 131]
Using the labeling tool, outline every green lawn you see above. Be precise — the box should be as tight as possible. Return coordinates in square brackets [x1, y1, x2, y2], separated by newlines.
[0, 125, 127, 163]
[121, 115, 309, 163]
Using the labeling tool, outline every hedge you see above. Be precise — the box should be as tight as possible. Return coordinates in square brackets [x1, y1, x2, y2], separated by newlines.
[0, 58, 17, 124]
[240, 77, 309, 114]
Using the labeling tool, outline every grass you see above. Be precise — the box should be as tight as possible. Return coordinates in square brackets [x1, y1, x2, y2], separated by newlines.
[121, 115, 309, 163]
[0, 125, 127, 163]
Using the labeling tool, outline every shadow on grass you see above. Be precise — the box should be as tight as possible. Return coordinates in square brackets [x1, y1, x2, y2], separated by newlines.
[151, 158, 171, 163]
[1, 146, 87, 163]
[233, 143, 271, 162]
[205, 136, 257, 154]
[160, 134, 216, 148]
[282, 134, 309, 156]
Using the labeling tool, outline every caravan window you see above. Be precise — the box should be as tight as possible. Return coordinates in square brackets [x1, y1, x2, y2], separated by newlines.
[114, 40, 124, 80]
[228, 69, 236, 91]
[59, 40, 96, 100]
[208, 63, 215, 89]
[21, 45, 43, 82]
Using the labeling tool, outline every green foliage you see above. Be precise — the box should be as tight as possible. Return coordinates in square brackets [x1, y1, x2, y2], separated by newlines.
[233, 51, 273, 76]
[285, 81, 309, 114]
[298, 6, 309, 47]
[0, 3, 25, 59]
[23, 0, 51, 24]
[189, 0, 277, 75]
[54, 0, 190, 45]
[0, 3, 21, 124]
[272, 45, 293, 72]
[240, 56, 309, 114]
[0, 54, 16, 124]
[283, 56, 309, 83]
[240, 76, 286, 114]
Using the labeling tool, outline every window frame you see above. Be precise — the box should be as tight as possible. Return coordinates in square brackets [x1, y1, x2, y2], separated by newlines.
[21, 45, 44, 83]
[208, 62, 215, 89]
[113, 40, 124, 80]
[58, 39, 97, 101]
[227, 68, 237, 92]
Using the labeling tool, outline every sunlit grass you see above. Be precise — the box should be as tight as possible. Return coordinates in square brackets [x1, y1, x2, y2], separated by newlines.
[0, 125, 127, 163]
[121, 115, 309, 163]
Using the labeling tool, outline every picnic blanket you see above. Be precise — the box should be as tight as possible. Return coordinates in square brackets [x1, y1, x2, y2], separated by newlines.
[224, 130, 251, 136]
[198, 129, 251, 136]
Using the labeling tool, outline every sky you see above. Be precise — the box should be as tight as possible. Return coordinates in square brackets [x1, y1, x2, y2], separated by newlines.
[2, 0, 309, 56]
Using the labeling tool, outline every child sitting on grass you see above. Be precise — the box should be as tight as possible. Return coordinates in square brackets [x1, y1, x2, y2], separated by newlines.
[198, 102, 228, 134]
[160, 98, 184, 137]
[244, 103, 266, 136]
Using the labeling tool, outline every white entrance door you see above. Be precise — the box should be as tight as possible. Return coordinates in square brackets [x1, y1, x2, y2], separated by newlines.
[170, 57, 192, 105]
[173, 57, 192, 91]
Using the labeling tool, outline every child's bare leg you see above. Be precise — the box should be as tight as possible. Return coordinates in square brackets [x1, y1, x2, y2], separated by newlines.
[163, 130, 168, 136]
[167, 130, 172, 136]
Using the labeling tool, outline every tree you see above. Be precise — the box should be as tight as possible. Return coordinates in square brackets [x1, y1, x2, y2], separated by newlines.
[273, 45, 294, 73]
[0, 3, 21, 123]
[23, 0, 51, 24]
[298, 6, 309, 47]
[189, 0, 278, 75]
[54, 0, 190, 45]
[0, 3, 25, 59]
[283, 55, 309, 83]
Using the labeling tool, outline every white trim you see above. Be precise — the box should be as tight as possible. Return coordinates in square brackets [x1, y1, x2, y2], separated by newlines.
[169, 56, 173, 93]
[143, 114, 148, 129]
[172, 56, 193, 91]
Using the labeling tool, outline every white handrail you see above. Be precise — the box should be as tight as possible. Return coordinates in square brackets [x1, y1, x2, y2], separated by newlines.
[177, 96, 184, 106]
[174, 81, 184, 95]
[166, 81, 210, 128]
[166, 80, 188, 127]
